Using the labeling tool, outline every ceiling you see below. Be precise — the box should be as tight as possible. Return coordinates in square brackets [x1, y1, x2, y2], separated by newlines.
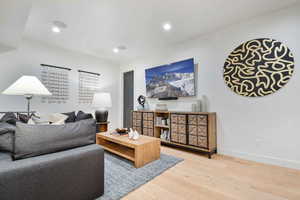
[0, 0, 33, 53]
[1, 0, 299, 64]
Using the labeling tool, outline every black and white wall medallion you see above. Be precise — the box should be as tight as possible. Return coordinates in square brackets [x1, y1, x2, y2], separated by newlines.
[223, 38, 295, 97]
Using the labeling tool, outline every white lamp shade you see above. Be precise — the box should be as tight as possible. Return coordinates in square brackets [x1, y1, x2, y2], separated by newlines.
[2, 76, 52, 96]
[92, 93, 112, 108]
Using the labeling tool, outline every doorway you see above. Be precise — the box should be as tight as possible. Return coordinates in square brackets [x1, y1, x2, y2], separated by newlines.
[123, 71, 134, 128]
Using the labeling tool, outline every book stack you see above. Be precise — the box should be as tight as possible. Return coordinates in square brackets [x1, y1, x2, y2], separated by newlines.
[156, 117, 169, 126]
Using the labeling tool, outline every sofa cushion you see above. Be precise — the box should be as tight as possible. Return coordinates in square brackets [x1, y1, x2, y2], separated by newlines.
[0, 122, 16, 152]
[63, 111, 76, 123]
[1, 112, 18, 125]
[13, 119, 96, 160]
[76, 111, 93, 121]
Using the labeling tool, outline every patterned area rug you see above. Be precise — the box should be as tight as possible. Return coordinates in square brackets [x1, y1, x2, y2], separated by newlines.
[97, 152, 183, 200]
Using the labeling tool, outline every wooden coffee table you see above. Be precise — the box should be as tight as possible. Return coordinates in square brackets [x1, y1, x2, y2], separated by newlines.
[96, 132, 161, 168]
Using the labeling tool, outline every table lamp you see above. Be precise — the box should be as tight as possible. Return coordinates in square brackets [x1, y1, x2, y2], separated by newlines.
[2, 76, 52, 116]
[92, 92, 112, 122]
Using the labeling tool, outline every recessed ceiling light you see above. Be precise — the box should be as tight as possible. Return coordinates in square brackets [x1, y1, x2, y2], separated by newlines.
[51, 20, 67, 33]
[113, 48, 119, 53]
[52, 26, 61, 33]
[163, 23, 172, 31]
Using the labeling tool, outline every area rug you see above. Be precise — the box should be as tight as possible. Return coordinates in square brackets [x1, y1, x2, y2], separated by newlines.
[97, 152, 183, 200]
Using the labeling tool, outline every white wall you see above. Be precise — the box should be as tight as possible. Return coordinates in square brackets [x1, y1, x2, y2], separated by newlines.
[0, 39, 120, 129]
[120, 4, 300, 169]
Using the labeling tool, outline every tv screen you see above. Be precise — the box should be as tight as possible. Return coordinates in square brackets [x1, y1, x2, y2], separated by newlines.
[145, 58, 195, 98]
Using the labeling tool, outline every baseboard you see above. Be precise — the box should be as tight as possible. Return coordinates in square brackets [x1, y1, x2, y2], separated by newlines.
[219, 149, 300, 170]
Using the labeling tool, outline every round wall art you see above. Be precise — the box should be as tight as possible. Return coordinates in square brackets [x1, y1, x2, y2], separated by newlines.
[223, 38, 295, 97]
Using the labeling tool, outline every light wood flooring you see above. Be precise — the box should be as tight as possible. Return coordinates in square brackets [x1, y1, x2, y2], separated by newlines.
[123, 146, 300, 200]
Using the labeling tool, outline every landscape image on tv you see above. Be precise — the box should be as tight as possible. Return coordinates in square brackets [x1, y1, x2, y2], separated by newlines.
[145, 58, 195, 98]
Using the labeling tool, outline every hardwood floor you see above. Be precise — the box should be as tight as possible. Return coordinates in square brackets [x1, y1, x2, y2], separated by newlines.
[123, 146, 300, 200]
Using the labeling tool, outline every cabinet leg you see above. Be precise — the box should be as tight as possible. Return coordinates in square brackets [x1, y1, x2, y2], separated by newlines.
[208, 152, 212, 159]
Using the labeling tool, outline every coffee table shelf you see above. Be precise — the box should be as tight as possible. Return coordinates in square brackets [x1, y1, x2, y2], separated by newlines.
[97, 139, 135, 161]
[96, 132, 160, 168]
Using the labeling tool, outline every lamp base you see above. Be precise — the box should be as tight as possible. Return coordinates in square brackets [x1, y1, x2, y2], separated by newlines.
[95, 110, 108, 123]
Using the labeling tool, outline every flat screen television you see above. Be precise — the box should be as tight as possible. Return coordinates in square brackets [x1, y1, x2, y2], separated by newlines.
[145, 58, 195, 98]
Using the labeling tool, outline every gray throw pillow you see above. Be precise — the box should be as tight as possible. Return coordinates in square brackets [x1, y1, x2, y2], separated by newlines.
[13, 119, 96, 160]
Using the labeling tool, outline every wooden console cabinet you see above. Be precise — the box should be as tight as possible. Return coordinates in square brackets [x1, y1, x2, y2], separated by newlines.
[132, 110, 217, 158]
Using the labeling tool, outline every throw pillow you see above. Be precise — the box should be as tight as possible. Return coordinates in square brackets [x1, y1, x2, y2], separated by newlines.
[63, 111, 76, 123]
[51, 119, 65, 125]
[76, 111, 93, 121]
[31, 115, 50, 125]
[13, 119, 96, 160]
[27, 118, 35, 125]
[47, 113, 68, 124]
[18, 113, 30, 123]
[1, 112, 18, 125]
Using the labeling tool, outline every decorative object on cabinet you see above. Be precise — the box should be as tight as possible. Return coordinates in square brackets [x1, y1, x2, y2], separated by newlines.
[224, 38, 295, 97]
[92, 93, 112, 123]
[137, 95, 146, 109]
[131, 110, 217, 158]
[2, 76, 52, 116]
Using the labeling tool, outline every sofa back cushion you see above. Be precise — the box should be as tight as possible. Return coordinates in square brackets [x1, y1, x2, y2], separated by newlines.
[0, 112, 18, 125]
[13, 119, 96, 160]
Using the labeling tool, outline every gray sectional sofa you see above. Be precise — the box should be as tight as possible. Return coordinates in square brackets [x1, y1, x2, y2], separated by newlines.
[0, 145, 104, 200]
[0, 116, 104, 200]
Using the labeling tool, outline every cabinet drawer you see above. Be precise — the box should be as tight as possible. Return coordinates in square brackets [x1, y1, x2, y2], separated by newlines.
[132, 112, 136, 120]
[177, 115, 186, 124]
[148, 128, 154, 137]
[143, 113, 148, 120]
[188, 115, 197, 125]
[171, 114, 178, 123]
[178, 134, 187, 144]
[135, 112, 142, 120]
[189, 135, 198, 146]
[148, 120, 154, 128]
[197, 126, 207, 137]
[198, 136, 208, 148]
[197, 115, 207, 125]
[143, 128, 148, 136]
[171, 123, 178, 133]
[143, 120, 148, 128]
[171, 133, 179, 143]
[136, 127, 142, 134]
[147, 113, 154, 120]
[135, 120, 141, 127]
[178, 124, 186, 134]
[188, 125, 197, 135]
